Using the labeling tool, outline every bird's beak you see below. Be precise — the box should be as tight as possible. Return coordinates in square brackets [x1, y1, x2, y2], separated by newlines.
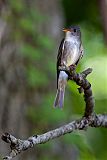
[62, 28, 73, 32]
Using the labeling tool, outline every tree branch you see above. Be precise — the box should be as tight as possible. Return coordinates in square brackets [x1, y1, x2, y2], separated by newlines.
[1, 68, 107, 159]
[69, 68, 94, 117]
[1, 114, 107, 160]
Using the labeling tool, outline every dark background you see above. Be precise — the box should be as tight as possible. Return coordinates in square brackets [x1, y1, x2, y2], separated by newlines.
[0, 0, 107, 159]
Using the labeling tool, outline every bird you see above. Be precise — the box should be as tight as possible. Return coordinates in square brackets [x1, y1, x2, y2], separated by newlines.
[54, 25, 83, 108]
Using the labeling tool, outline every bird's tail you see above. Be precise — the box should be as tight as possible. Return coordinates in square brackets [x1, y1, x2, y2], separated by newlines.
[54, 71, 68, 108]
[54, 87, 65, 108]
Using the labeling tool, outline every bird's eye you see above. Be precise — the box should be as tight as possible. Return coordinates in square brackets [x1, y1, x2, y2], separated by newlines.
[74, 29, 76, 32]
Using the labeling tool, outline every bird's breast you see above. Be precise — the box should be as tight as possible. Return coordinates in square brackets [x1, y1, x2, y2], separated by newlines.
[62, 39, 80, 67]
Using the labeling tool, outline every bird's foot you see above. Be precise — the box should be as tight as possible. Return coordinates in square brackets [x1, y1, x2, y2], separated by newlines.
[69, 64, 76, 71]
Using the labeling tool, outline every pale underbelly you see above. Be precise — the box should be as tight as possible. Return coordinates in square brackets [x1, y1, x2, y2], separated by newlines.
[61, 39, 80, 67]
[66, 47, 79, 67]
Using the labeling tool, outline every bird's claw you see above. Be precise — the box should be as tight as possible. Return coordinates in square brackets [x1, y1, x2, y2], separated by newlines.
[69, 64, 76, 71]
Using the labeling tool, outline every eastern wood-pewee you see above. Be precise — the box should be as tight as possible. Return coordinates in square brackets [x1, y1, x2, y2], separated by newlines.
[54, 26, 83, 108]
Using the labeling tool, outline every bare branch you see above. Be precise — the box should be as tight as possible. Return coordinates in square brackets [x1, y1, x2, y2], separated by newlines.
[91, 114, 107, 127]
[1, 118, 89, 159]
[1, 114, 107, 159]
[1, 68, 107, 159]
[68, 68, 94, 117]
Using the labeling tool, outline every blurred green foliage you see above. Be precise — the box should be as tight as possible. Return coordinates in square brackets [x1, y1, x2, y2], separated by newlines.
[6, 0, 107, 159]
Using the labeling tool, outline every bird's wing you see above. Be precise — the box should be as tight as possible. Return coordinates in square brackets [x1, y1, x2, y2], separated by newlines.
[75, 44, 84, 65]
[80, 44, 84, 59]
[57, 38, 65, 88]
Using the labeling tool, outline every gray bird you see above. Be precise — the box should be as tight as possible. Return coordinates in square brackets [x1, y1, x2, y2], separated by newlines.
[54, 26, 83, 108]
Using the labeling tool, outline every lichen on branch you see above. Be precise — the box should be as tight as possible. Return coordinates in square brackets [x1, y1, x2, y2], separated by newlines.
[1, 68, 107, 160]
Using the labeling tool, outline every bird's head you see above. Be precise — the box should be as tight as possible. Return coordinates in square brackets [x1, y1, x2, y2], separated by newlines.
[63, 25, 81, 38]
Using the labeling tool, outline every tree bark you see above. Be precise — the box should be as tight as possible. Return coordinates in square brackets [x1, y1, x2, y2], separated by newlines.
[1, 68, 107, 160]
